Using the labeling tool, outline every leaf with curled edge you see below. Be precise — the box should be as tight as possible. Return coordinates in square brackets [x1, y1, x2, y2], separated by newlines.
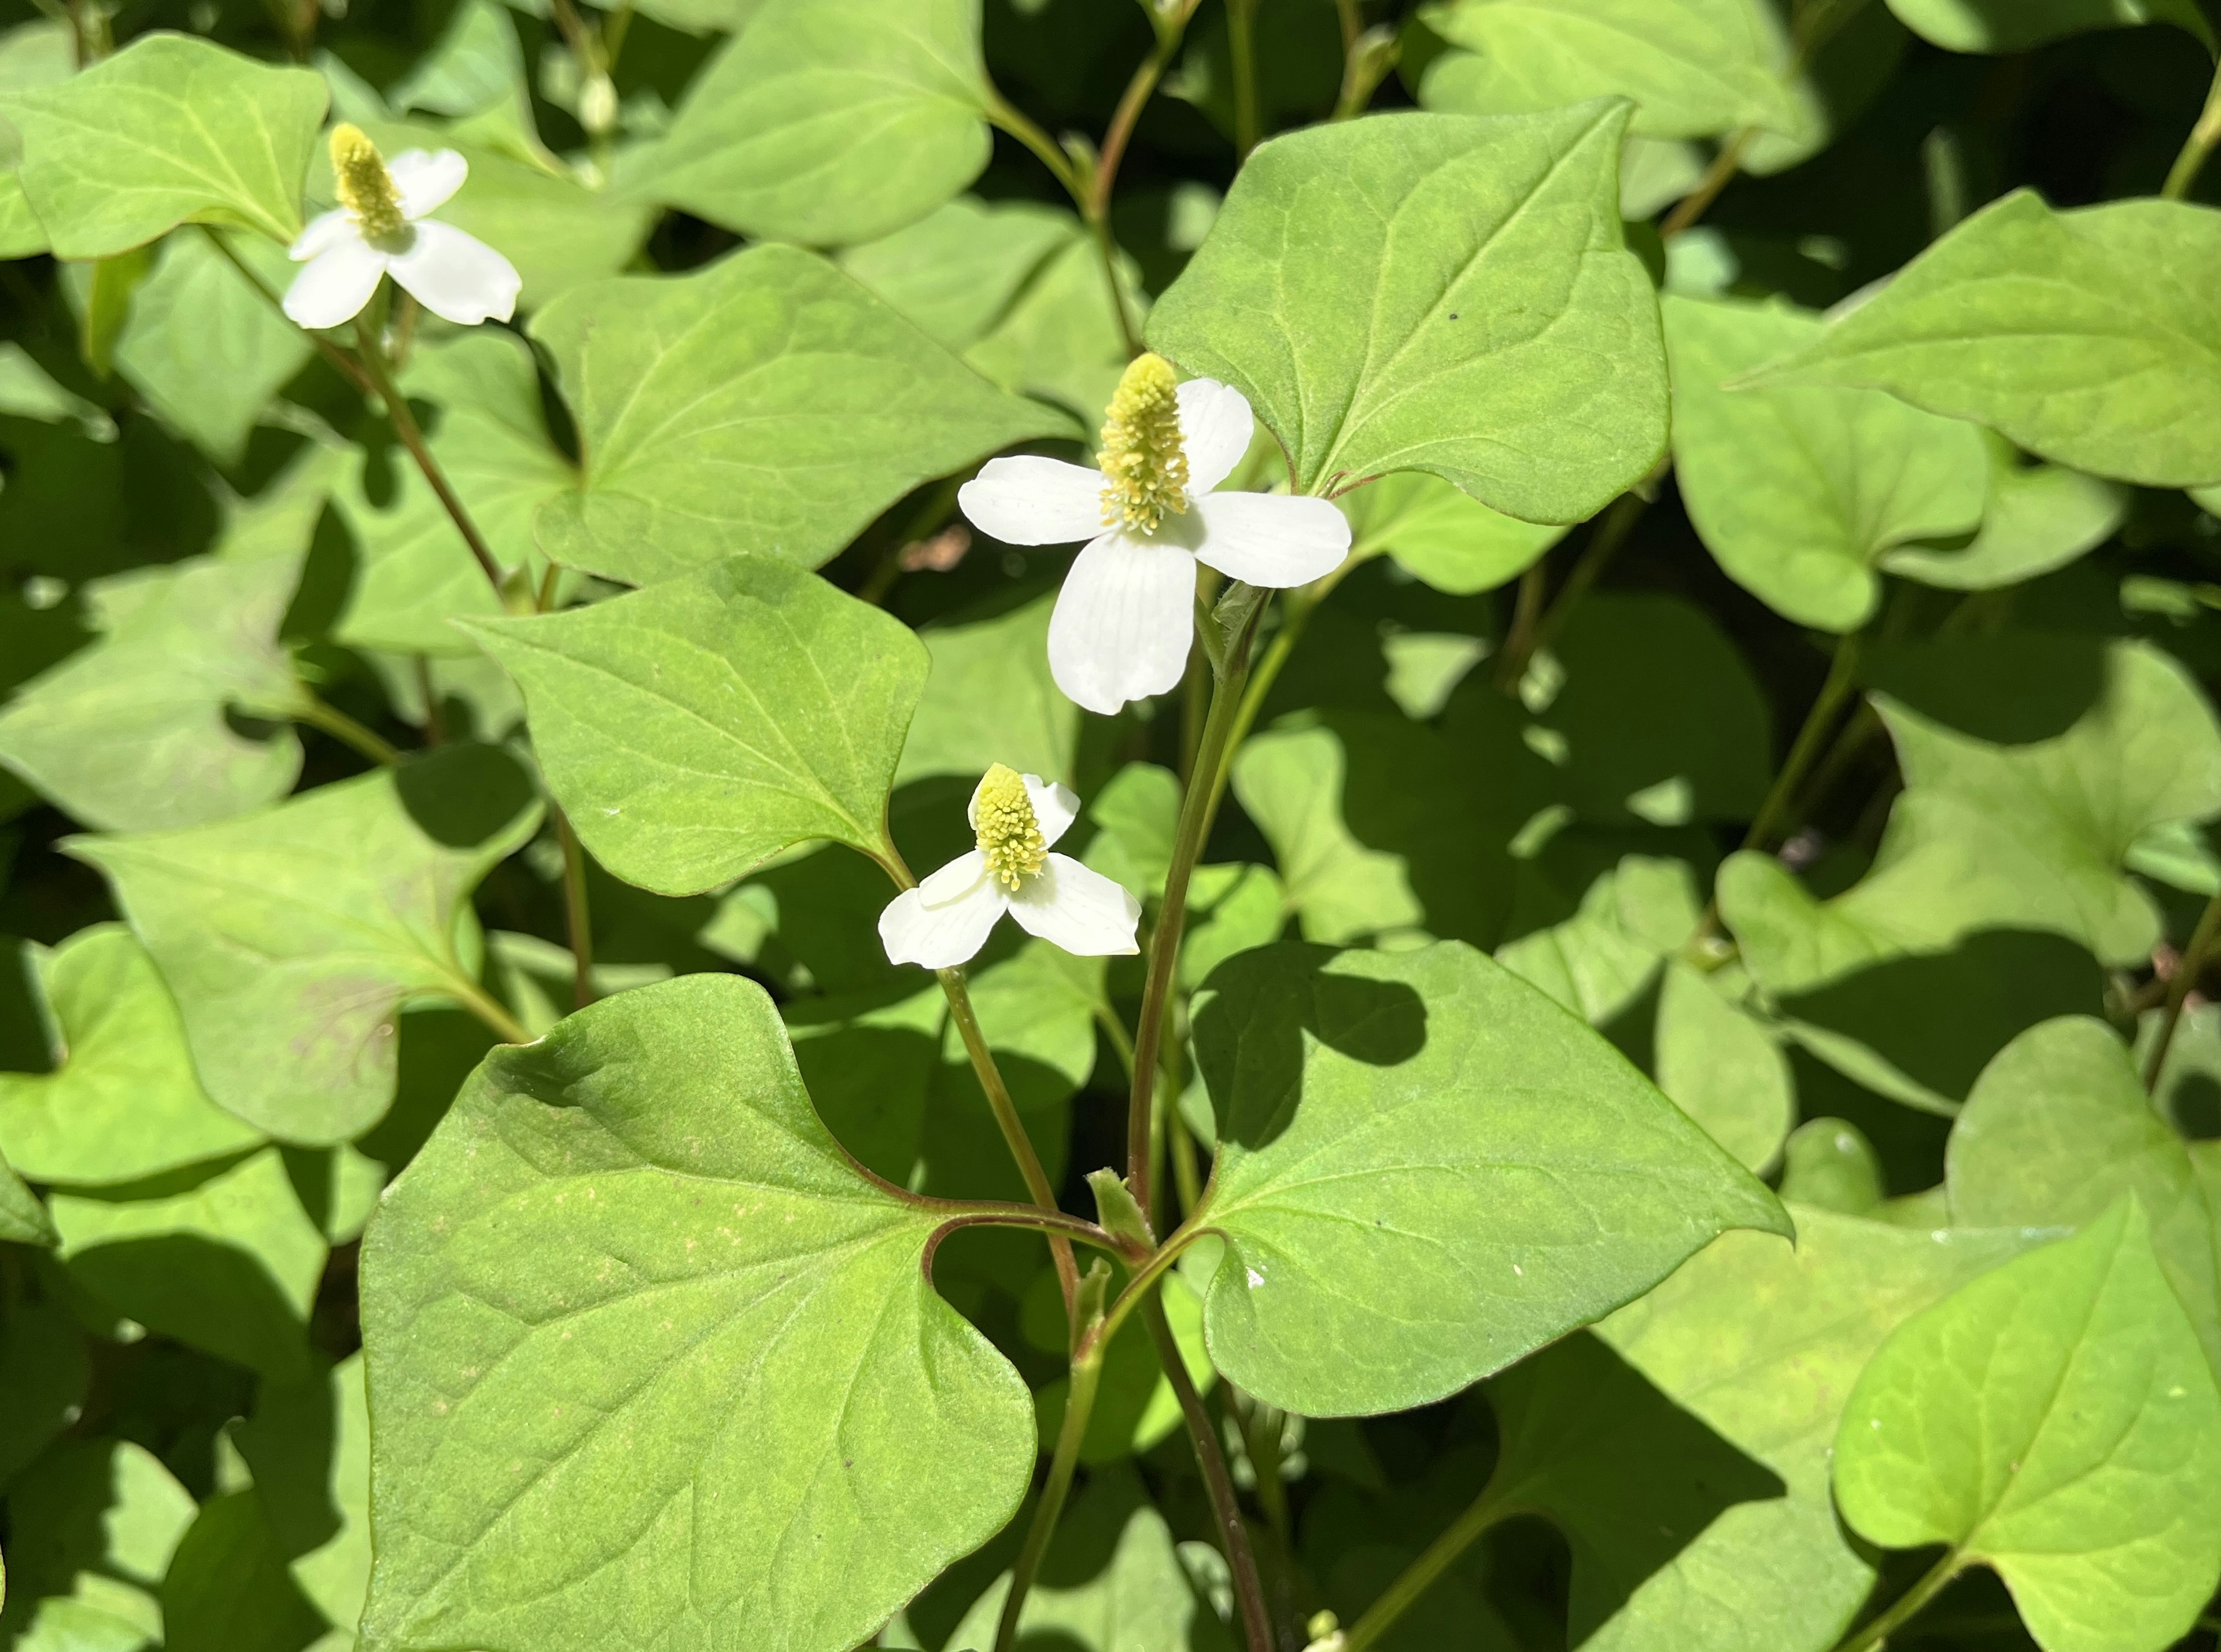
[360, 971, 1037, 1652]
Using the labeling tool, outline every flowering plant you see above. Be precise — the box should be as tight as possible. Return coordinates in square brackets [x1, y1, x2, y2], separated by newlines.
[1, 4, 2220, 1652]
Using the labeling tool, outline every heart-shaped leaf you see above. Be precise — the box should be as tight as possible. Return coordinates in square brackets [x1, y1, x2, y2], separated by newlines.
[1666, 294, 1988, 631]
[1146, 105, 1666, 519]
[1187, 940, 1787, 1415]
[69, 743, 541, 1144]
[466, 555, 926, 895]
[0, 554, 307, 832]
[360, 972, 1035, 1652]
[642, 0, 991, 246]
[528, 244, 1068, 584]
[1, 33, 326, 258]
[1835, 1196, 2221, 1652]
[1748, 191, 2221, 489]
[0, 923, 262, 1185]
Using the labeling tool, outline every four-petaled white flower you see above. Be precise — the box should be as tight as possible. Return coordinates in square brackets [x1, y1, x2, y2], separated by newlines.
[958, 352, 1351, 716]
[283, 123, 521, 331]
[880, 765, 1141, 970]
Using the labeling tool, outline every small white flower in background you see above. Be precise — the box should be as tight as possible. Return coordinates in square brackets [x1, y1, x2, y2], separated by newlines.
[879, 764, 1141, 970]
[957, 352, 1351, 716]
[282, 123, 521, 331]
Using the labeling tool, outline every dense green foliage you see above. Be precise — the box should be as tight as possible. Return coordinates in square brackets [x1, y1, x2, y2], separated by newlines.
[2, 1, 2221, 1650]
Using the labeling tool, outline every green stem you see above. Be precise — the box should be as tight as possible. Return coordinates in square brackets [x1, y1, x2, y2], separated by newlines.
[1128, 604, 1260, 1213]
[1829, 1552, 1960, 1652]
[354, 318, 507, 596]
[201, 227, 375, 398]
[1343, 1487, 1512, 1651]
[1205, 555, 1359, 825]
[1491, 556, 1551, 694]
[447, 972, 533, 1046]
[554, 808, 596, 1011]
[1659, 127, 1754, 240]
[1527, 492, 1647, 662]
[292, 692, 403, 766]
[1144, 1293, 1272, 1652]
[994, 1334, 1107, 1651]
[1228, 0, 1261, 159]
[2145, 890, 2221, 1092]
[2163, 58, 2221, 200]
[1743, 630, 1863, 855]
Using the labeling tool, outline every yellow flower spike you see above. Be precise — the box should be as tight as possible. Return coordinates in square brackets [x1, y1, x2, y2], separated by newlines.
[1097, 352, 1189, 534]
[329, 123, 407, 245]
[973, 764, 1047, 891]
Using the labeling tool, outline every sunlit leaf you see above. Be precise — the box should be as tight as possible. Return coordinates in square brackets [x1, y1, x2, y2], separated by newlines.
[643, 0, 992, 246]
[0, 1438, 194, 1646]
[1189, 941, 1787, 1415]
[1148, 105, 1666, 518]
[1339, 469, 1567, 595]
[236, 1354, 373, 1634]
[896, 593, 1076, 790]
[1835, 1197, 2221, 1652]
[1750, 191, 2221, 489]
[0, 924, 263, 1186]
[1, 33, 326, 258]
[1884, 0, 2211, 51]
[69, 744, 541, 1144]
[529, 244, 1069, 584]
[361, 972, 1036, 1652]
[466, 555, 925, 894]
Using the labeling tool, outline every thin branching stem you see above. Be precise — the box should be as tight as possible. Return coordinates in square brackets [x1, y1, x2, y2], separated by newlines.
[1146, 1293, 1272, 1652]
[292, 692, 403, 766]
[1342, 1485, 1512, 1650]
[2163, 58, 2221, 200]
[994, 1332, 1106, 1650]
[353, 318, 508, 595]
[1829, 1552, 1960, 1652]
[2144, 890, 2221, 1092]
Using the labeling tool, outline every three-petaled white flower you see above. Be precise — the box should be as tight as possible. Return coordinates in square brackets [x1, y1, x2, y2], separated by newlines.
[958, 352, 1351, 716]
[283, 124, 521, 331]
[879, 765, 1141, 970]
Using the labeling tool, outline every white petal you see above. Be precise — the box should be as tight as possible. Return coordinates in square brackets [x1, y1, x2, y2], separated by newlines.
[880, 853, 1006, 969]
[1191, 491, 1352, 588]
[1178, 377, 1255, 496]
[289, 207, 356, 261]
[1024, 776, 1080, 848]
[282, 235, 388, 329]
[386, 220, 519, 326]
[389, 149, 467, 219]
[1008, 854, 1142, 956]
[958, 456, 1107, 546]
[1047, 531, 1197, 717]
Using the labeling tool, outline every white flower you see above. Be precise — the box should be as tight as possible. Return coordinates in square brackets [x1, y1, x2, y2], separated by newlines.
[879, 765, 1141, 970]
[282, 124, 521, 331]
[958, 352, 1351, 716]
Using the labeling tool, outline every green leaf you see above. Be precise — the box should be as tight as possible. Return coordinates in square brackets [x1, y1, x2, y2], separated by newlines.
[1146, 105, 1667, 518]
[1498, 853, 1700, 1030]
[1884, 0, 2212, 51]
[1080, 762, 1181, 899]
[1834, 1197, 2221, 1652]
[160, 1491, 333, 1652]
[360, 972, 1035, 1652]
[0, 1438, 195, 1647]
[1724, 637, 2221, 980]
[1180, 862, 1287, 990]
[331, 331, 573, 655]
[529, 244, 1069, 584]
[896, 593, 1076, 790]
[0, 1144, 53, 1247]
[642, 0, 991, 246]
[466, 556, 925, 895]
[1416, 0, 1802, 141]
[110, 230, 309, 467]
[1188, 941, 1787, 1415]
[1776, 1117, 1885, 1214]
[0, 554, 307, 832]
[1590, 1208, 2032, 1651]
[839, 197, 1076, 353]
[1654, 961, 1794, 1172]
[0, 924, 263, 1186]
[962, 233, 1142, 428]
[1, 34, 326, 259]
[1747, 191, 2221, 489]
[948, 1467, 1234, 1651]
[69, 744, 541, 1144]
[1949, 1016, 2221, 1374]
[1880, 436, 2126, 592]
[1340, 469, 1568, 595]
[51, 1146, 327, 1380]
[235, 1354, 372, 1635]
[0, 1298, 87, 1489]
[1665, 295, 1988, 631]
